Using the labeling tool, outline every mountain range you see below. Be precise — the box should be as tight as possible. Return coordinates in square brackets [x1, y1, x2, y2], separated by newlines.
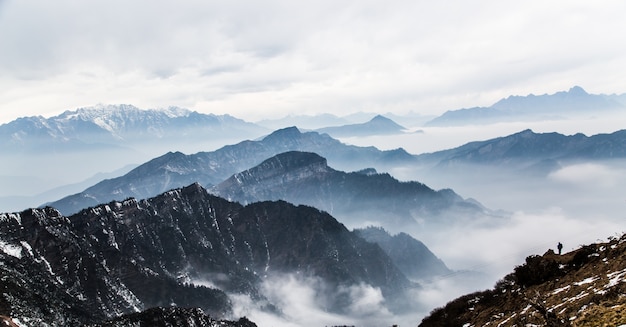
[46, 127, 416, 216]
[419, 233, 626, 326]
[426, 86, 625, 126]
[1, 183, 429, 325]
[415, 128, 626, 175]
[0, 104, 267, 154]
[211, 151, 490, 232]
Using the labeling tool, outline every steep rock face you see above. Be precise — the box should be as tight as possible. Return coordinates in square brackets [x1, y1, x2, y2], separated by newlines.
[354, 227, 451, 280]
[1, 183, 413, 325]
[47, 127, 416, 215]
[419, 234, 626, 327]
[212, 151, 488, 230]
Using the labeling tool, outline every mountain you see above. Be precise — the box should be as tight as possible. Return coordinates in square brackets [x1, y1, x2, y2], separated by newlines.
[415, 129, 626, 174]
[316, 115, 407, 137]
[419, 233, 626, 326]
[0, 104, 267, 154]
[86, 308, 257, 327]
[354, 226, 451, 280]
[426, 86, 625, 126]
[211, 151, 492, 231]
[47, 127, 417, 215]
[0, 105, 269, 212]
[1, 183, 413, 325]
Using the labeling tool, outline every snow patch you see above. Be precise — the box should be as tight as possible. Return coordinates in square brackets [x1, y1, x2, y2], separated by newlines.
[0, 240, 22, 258]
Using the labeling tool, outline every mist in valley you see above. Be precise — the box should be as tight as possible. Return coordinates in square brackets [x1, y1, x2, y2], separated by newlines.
[2, 112, 625, 326]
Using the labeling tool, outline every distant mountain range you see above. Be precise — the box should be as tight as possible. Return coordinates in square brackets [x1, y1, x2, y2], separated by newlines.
[426, 86, 626, 126]
[419, 234, 626, 326]
[415, 128, 626, 174]
[0, 104, 267, 154]
[47, 127, 416, 215]
[212, 151, 490, 231]
[1, 183, 425, 325]
[315, 115, 408, 137]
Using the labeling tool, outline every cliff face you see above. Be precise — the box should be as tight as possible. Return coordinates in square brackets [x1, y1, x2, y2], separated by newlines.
[419, 234, 626, 327]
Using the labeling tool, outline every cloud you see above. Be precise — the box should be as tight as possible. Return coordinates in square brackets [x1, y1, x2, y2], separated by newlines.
[1, 1, 626, 123]
[228, 273, 420, 327]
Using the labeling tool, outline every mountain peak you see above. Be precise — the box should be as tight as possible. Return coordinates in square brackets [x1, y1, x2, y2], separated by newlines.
[262, 126, 302, 142]
[568, 85, 588, 95]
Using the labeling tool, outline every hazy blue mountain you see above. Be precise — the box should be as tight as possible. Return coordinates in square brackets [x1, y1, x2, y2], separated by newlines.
[426, 86, 625, 126]
[416, 129, 626, 174]
[46, 127, 417, 215]
[0, 104, 267, 154]
[0, 104, 270, 210]
[0, 183, 413, 324]
[354, 226, 451, 280]
[315, 115, 407, 137]
[211, 151, 491, 231]
[0, 164, 137, 213]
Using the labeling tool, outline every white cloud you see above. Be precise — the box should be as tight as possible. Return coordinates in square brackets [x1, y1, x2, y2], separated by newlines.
[1, 0, 626, 123]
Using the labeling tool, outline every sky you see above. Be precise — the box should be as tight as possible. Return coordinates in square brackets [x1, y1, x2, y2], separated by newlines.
[1, 0, 626, 124]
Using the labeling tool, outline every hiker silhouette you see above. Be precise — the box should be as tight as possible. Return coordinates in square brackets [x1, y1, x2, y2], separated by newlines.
[557, 242, 563, 255]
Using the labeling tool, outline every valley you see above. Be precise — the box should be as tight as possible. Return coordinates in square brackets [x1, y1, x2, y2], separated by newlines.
[0, 92, 625, 326]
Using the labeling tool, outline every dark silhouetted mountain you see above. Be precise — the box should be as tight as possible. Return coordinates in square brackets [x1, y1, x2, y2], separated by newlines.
[47, 127, 416, 215]
[426, 86, 625, 126]
[316, 115, 407, 137]
[354, 226, 451, 280]
[1, 183, 413, 324]
[419, 233, 626, 327]
[86, 307, 258, 327]
[212, 151, 490, 231]
[416, 129, 626, 174]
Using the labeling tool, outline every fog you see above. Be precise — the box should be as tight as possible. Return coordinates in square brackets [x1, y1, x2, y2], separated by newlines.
[228, 273, 427, 327]
[3, 115, 625, 325]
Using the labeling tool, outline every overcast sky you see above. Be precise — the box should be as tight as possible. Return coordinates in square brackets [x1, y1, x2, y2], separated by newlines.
[1, 0, 625, 124]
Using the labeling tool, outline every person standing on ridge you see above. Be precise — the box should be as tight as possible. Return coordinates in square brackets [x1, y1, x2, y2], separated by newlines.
[557, 242, 563, 255]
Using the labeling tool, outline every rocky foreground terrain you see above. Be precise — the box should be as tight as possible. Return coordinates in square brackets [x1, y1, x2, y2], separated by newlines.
[419, 233, 626, 326]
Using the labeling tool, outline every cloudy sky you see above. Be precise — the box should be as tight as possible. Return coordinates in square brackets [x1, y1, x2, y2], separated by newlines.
[1, 0, 625, 124]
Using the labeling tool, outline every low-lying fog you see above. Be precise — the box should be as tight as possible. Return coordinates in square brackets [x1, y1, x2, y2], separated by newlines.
[2, 115, 625, 326]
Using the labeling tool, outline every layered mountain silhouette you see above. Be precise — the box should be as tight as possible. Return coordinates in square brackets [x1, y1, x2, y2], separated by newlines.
[1, 183, 415, 325]
[419, 234, 626, 326]
[416, 129, 626, 175]
[211, 151, 490, 231]
[426, 86, 625, 126]
[315, 115, 407, 137]
[46, 127, 416, 215]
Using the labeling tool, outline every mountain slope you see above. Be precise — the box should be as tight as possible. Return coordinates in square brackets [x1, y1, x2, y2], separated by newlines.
[354, 226, 451, 280]
[211, 151, 491, 231]
[419, 234, 626, 327]
[315, 115, 407, 137]
[426, 86, 624, 126]
[416, 129, 626, 174]
[1, 183, 413, 325]
[47, 127, 416, 215]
